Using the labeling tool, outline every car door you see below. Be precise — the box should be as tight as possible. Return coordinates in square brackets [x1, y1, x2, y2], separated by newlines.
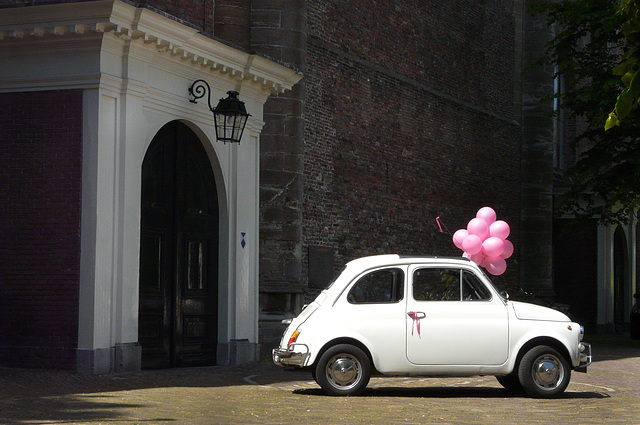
[332, 266, 408, 371]
[406, 264, 508, 366]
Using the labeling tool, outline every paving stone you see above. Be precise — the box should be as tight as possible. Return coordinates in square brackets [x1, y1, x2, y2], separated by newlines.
[0, 338, 637, 424]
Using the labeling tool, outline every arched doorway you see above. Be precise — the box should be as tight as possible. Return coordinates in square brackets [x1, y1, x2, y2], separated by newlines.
[139, 121, 219, 368]
[613, 226, 628, 333]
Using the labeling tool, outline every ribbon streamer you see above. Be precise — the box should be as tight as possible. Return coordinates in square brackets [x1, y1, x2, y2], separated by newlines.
[408, 312, 421, 337]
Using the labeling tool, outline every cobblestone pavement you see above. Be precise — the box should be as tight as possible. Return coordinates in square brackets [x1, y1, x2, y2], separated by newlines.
[0, 336, 638, 425]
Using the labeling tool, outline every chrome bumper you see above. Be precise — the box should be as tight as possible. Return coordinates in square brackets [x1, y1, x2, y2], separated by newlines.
[576, 342, 592, 373]
[272, 344, 310, 367]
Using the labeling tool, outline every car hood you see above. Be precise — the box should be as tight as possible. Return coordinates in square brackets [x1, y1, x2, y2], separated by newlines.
[511, 301, 570, 322]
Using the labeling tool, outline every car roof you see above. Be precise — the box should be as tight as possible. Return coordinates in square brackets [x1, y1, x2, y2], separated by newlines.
[344, 254, 474, 270]
[325, 255, 488, 299]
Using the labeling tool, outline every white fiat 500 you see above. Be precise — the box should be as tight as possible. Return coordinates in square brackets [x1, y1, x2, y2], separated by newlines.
[273, 255, 591, 398]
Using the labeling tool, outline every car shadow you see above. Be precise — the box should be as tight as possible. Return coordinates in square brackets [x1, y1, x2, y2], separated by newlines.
[293, 386, 611, 399]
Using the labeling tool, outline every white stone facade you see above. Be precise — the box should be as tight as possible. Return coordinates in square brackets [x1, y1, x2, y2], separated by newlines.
[0, 0, 301, 373]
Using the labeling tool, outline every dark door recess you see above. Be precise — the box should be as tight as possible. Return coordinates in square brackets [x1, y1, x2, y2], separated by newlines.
[139, 121, 219, 368]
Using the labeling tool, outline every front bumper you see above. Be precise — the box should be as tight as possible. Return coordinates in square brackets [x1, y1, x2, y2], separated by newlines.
[575, 342, 592, 373]
[272, 344, 310, 368]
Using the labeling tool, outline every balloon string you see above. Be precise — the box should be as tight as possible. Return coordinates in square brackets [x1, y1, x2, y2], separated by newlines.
[436, 217, 453, 236]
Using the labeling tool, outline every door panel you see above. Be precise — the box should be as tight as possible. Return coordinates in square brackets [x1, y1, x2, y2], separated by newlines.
[139, 121, 218, 368]
[333, 267, 408, 372]
[406, 265, 508, 366]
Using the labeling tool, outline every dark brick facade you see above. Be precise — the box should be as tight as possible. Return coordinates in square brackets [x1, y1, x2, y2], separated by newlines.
[303, 0, 521, 285]
[255, 0, 523, 356]
[250, 0, 307, 356]
[252, 0, 305, 299]
[136, 0, 215, 37]
[0, 0, 216, 40]
[0, 90, 83, 368]
[0, 0, 547, 366]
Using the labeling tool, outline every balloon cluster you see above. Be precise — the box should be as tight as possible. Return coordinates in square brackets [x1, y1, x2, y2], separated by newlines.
[452, 207, 513, 276]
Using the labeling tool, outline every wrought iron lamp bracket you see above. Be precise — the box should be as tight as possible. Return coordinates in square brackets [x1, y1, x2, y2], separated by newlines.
[188, 79, 214, 111]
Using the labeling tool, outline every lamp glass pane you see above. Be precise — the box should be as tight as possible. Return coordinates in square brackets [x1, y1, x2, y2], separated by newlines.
[213, 110, 248, 143]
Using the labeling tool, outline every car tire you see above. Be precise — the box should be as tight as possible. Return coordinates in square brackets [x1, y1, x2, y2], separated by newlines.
[518, 345, 571, 398]
[496, 371, 522, 393]
[315, 344, 371, 396]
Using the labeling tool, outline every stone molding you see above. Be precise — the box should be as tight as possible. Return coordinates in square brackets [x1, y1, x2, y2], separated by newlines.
[0, 0, 302, 94]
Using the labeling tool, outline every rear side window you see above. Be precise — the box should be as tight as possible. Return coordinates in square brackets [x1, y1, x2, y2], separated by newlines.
[348, 268, 404, 304]
[413, 268, 491, 301]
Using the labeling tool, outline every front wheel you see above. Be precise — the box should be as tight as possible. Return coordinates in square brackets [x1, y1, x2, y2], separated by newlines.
[518, 345, 571, 398]
[496, 371, 522, 393]
[314, 344, 371, 396]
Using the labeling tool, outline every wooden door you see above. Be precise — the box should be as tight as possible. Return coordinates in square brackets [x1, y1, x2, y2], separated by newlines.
[139, 121, 219, 368]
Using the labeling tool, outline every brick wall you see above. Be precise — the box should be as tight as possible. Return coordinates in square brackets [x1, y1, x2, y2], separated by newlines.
[132, 0, 216, 37]
[253, 0, 305, 298]
[254, 0, 523, 357]
[0, 0, 216, 38]
[304, 0, 521, 292]
[0, 90, 83, 368]
[251, 0, 307, 358]
[215, 0, 251, 50]
[0, 0, 525, 362]
[520, 3, 556, 297]
[309, 0, 516, 119]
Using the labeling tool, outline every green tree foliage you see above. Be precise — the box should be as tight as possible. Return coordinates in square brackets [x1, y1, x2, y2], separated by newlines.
[535, 0, 640, 224]
[607, 0, 640, 129]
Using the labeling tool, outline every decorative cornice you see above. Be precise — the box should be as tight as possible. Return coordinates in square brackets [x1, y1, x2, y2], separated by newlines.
[0, 0, 302, 95]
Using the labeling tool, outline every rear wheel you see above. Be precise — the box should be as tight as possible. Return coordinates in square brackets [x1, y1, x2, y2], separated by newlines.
[518, 345, 571, 398]
[314, 344, 371, 396]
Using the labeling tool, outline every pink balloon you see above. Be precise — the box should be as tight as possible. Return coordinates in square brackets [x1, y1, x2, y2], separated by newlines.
[453, 229, 469, 250]
[501, 240, 514, 259]
[485, 256, 507, 276]
[469, 252, 484, 265]
[462, 234, 483, 255]
[489, 220, 510, 240]
[467, 218, 489, 240]
[482, 236, 505, 258]
[476, 207, 497, 225]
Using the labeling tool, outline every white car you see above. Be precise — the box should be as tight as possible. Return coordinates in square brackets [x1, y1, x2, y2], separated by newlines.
[273, 255, 592, 398]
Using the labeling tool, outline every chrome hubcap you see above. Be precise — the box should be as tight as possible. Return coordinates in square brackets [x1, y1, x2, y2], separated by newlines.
[532, 354, 563, 388]
[326, 354, 361, 389]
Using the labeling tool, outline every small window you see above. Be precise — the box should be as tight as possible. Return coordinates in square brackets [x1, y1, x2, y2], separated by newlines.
[413, 268, 491, 302]
[413, 268, 460, 301]
[347, 268, 404, 304]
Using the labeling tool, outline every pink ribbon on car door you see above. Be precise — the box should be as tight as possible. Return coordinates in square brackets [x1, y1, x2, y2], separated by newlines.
[408, 311, 425, 336]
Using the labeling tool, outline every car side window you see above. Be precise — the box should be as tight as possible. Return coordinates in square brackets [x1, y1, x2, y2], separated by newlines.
[413, 268, 460, 301]
[347, 268, 404, 304]
[413, 268, 491, 301]
[461, 271, 492, 301]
